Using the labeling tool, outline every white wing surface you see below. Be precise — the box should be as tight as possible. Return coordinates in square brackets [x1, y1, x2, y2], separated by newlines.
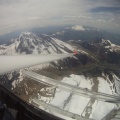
[0, 53, 74, 74]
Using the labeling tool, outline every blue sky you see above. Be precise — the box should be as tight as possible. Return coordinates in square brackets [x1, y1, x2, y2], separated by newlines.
[0, 0, 120, 34]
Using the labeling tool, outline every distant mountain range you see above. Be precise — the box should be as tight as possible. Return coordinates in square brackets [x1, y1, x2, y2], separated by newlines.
[49, 25, 120, 45]
[0, 25, 120, 45]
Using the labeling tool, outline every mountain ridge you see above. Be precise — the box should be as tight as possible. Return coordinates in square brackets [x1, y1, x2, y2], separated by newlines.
[0, 31, 120, 98]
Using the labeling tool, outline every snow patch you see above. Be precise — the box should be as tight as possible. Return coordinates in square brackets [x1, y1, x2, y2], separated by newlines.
[71, 25, 85, 31]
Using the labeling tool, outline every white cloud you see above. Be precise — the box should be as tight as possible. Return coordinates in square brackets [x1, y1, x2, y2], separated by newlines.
[0, 0, 119, 34]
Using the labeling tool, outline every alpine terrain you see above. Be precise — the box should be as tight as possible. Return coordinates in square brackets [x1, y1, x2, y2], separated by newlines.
[0, 26, 120, 120]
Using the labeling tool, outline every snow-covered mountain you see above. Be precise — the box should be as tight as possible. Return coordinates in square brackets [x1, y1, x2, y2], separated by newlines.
[0, 32, 94, 71]
[66, 25, 86, 31]
[73, 39, 120, 64]
[48, 25, 120, 46]
[0, 32, 74, 55]
[0, 31, 120, 120]
[0, 32, 94, 89]
[0, 32, 120, 90]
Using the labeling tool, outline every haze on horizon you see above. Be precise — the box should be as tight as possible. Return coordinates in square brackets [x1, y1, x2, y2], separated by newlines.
[0, 0, 120, 35]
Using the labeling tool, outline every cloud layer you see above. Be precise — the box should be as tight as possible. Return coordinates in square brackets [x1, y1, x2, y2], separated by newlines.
[0, 0, 120, 34]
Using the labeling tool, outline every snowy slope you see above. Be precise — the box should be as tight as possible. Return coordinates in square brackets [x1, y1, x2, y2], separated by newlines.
[1, 32, 120, 120]
[0, 32, 83, 89]
[100, 39, 120, 52]
[0, 32, 75, 55]
[34, 74, 119, 120]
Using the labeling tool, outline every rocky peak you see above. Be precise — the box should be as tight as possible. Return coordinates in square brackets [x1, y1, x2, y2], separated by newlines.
[100, 39, 112, 47]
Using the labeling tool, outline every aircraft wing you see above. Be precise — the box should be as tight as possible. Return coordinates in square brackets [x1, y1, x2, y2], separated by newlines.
[0, 53, 74, 74]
